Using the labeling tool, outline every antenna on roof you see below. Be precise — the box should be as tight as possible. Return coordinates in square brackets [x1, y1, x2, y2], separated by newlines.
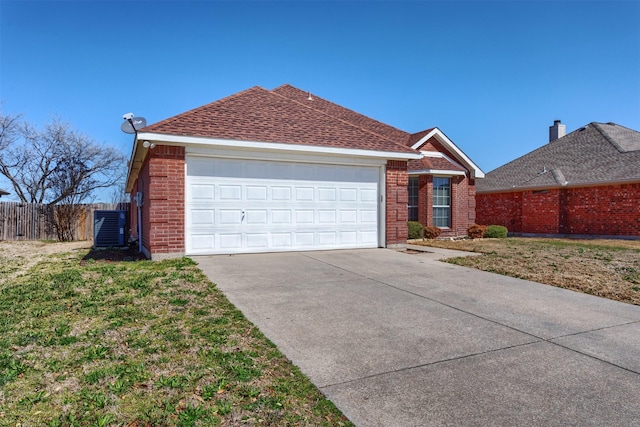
[307, 91, 313, 101]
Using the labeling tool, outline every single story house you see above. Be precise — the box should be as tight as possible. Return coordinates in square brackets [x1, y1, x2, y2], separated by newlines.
[476, 121, 640, 237]
[125, 84, 484, 259]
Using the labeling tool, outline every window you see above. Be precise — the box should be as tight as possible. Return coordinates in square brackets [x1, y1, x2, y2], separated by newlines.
[408, 176, 419, 222]
[433, 177, 451, 228]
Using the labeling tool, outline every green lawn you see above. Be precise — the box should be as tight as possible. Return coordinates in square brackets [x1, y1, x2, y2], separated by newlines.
[0, 245, 352, 426]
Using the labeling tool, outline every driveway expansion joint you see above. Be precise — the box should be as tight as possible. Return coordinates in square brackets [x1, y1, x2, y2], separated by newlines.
[318, 340, 542, 390]
[303, 251, 640, 378]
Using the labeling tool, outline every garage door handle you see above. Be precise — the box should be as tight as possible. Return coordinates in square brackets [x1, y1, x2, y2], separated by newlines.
[241, 210, 245, 222]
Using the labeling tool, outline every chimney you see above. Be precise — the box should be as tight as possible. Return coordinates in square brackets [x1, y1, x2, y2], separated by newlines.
[549, 120, 566, 142]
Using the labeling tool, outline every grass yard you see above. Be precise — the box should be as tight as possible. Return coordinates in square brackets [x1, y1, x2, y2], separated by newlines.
[0, 242, 352, 426]
[413, 237, 640, 306]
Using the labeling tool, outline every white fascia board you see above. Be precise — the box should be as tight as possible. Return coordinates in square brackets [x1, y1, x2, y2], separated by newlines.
[137, 132, 421, 161]
[410, 128, 485, 179]
[409, 169, 467, 176]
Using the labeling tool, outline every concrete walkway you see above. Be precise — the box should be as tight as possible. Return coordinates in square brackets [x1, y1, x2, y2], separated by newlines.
[195, 248, 640, 426]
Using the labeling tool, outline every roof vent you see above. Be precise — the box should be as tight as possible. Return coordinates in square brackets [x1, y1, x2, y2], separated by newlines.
[549, 120, 566, 142]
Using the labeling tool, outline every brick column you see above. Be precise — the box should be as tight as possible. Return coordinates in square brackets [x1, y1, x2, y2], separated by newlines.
[385, 160, 408, 247]
[146, 145, 186, 259]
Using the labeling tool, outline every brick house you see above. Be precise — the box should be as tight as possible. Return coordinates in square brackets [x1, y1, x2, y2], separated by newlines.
[125, 84, 484, 259]
[476, 121, 640, 237]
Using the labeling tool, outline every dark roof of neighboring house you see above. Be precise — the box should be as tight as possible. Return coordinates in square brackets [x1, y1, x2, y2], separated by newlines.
[476, 122, 640, 193]
[0, 188, 9, 196]
[141, 85, 415, 154]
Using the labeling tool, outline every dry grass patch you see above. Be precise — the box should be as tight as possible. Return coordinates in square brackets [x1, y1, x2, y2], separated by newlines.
[414, 238, 640, 305]
[0, 242, 351, 426]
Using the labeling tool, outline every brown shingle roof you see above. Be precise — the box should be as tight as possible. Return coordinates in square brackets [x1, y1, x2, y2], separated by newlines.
[476, 122, 640, 193]
[407, 156, 466, 172]
[273, 84, 410, 143]
[141, 85, 416, 154]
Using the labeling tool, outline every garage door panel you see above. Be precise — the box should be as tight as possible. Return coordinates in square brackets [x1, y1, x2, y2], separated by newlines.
[246, 210, 267, 224]
[219, 234, 242, 249]
[361, 230, 378, 243]
[272, 210, 292, 224]
[272, 186, 292, 201]
[219, 210, 242, 224]
[192, 185, 215, 200]
[361, 188, 377, 202]
[246, 186, 267, 200]
[186, 157, 380, 254]
[272, 233, 292, 247]
[339, 210, 357, 223]
[219, 185, 242, 200]
[246, 233, 268, 248]
[318, 188, 337, 201]
[295, 210, 315, 224]
[295, 233, 315, 246]
[340, 231, 358, 244]
[192, 210, 215, 226]
[318, 210, 336, 223]
[318, 232, 337, 245]
[295, 187, 314, 201]
[339, 188, 357, 202]
[361, 210, 377, 223]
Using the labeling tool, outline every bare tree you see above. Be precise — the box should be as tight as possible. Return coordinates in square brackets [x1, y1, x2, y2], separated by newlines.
[0, 111, 127, 240]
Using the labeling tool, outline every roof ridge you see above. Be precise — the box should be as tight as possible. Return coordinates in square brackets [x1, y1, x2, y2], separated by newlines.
[591, 122, 627, 153]
[270, 85, 415, 153]
[141, 86, 268, 132]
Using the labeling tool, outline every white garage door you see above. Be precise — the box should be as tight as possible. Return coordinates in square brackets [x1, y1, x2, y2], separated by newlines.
[185, 157, 381, 255]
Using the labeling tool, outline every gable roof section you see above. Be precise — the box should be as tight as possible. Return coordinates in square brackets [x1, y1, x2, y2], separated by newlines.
[410, 128, 485, 179]
[0, 188, 9, 197]
[140, 85, 415, 154]
[476, 122, 640, 193]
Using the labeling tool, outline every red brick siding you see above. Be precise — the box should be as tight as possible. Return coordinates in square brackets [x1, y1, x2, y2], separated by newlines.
[476, 183, 640, 236]
[131, 145, 186, 258]
[148, 145, 185, 256]
[521, 190, 561, 234]
[386, 160, 408, 245]
[412, 174, 476, 238]
[476, 192, 522, 231]
[417, 175, 430, 226]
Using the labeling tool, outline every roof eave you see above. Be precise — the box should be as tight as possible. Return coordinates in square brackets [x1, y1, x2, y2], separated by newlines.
[126, 132, 421, 192]
[476, 177, 640, 194]
[409, 169, 467, 176]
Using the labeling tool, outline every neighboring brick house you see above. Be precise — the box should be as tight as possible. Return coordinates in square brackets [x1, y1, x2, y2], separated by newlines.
[125, 84, 484, 259]
[476, 121, 640, 237]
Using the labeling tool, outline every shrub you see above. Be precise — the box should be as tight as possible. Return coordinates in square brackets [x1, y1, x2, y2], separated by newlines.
[424, 226, 441, 239]
[407, 221, 424, 239]
[485, 225, 508, 238]
[467, 224, 487, 239]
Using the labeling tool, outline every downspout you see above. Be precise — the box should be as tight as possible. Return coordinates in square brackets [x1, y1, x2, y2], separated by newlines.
[138, 197, 142, 253]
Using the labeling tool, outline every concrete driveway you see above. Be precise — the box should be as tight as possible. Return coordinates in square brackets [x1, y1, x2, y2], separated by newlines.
[195, 248, 640, 426]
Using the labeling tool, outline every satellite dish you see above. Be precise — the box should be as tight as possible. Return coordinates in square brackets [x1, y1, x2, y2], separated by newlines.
[120, 117, 147, 134]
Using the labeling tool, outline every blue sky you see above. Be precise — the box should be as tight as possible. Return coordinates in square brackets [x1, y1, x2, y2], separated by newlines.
[1, 0, 639, 201]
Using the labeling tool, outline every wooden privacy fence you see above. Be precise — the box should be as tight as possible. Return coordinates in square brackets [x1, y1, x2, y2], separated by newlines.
[0, 202, 129, 241]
